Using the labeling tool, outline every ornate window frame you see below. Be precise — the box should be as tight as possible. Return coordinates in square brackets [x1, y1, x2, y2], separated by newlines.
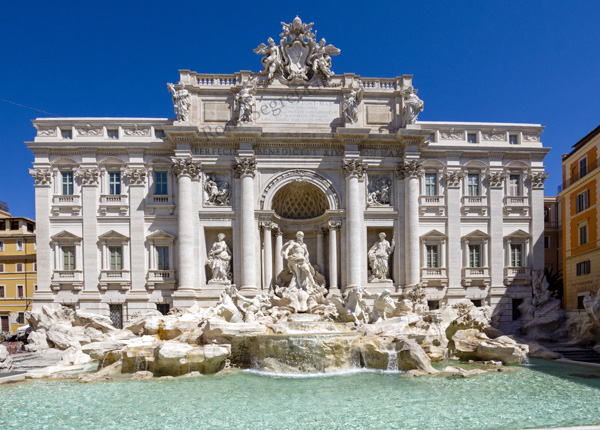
[420, 229, 447, 288]
[146, 230, 177, 290]
[50, 231, 83, 290]
[98, 230, 130, 290]
[504, 229, 532, 284]
[461, 229, 490, 286]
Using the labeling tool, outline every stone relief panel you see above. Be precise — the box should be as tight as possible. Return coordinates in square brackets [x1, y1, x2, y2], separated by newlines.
[123, 126, 151, 137]
[440, 129, 465, 140]
[482, 131, 506, 141]
[203, 173, 232, 207]
[37, 127, 57, 137]
[76, 127, 103, 137]
[366, 175, 392, 207]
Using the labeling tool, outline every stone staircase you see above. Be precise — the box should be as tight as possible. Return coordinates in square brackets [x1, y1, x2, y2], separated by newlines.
[553, 347, 600, 364]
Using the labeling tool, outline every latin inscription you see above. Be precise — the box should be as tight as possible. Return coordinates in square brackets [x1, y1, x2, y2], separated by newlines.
[193, 147, 402, 157]
[256, 100, 339, 124]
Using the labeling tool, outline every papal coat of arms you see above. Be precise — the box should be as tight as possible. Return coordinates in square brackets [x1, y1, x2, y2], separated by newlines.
[253, 16, 341, 85]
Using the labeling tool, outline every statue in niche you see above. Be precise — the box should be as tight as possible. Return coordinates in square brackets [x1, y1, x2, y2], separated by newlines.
[367, 177, 391, 206]
[403, 89, 424, 125]
[206, 233, 232, 284]
[167, 82, 191, 122]
[203, 175, 231, 206]
[281, 231, 318, 291]
[343, 89, 362, 124]
[368, 233, 395, 282]
[235, 81, 256, 125]
[253, 37, 283, 82]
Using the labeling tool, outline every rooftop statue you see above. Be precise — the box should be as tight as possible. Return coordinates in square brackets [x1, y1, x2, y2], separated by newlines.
[403, 88, 424, 125]
[167, 82, 190, 122]
[253, 16, 340, 85]
[234, 80, 256, 125]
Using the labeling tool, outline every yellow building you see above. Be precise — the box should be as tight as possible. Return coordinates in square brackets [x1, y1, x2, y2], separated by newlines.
[559, 125, 600, 311]
[0, 205, 36, 332]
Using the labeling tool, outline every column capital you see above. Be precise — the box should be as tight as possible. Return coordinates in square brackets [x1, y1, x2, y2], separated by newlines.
[29, 168, 53, 187]
[74, 167, 100, 186]
[342, 159, 367, 179]
[396, 160, 423, 179]
[123, 167, 147, 186]
[233, 156, 257, 178]
[172, 157, 201, 180]
[328, 220, 342, 229]
[529, 172, 548, 189]
[487, 171, 507, 189]
[260, 221, 276, 230]
[443, 170, 463, 188]
[272, 224, 283, 237]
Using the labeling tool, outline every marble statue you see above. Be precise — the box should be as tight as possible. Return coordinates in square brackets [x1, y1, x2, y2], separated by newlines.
[203, 175, 231, 206]
[167, 83, 190, 122]
[371, 290, 396, 323]
[253, 16, 340, 85]
[343, 86, 363, 124]
[403, 89, 424, 125]
[206, 234, 232, 284]
[281, 231, 318, 291]
[368, 233, 395, 281]
[253, 37, 283, 82]
[332, 285, 372, 324]
[235, 83, 256, 125]
[367, 177, 391, 206]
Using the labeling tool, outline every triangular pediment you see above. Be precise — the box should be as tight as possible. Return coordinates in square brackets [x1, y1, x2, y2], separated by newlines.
[146, 230, 176, 240]
[462, 229, 489, 239]
[421, 229, 447, 239]
[50, 230, 82, 241]
[505, 229, 531, 239]
[98, 230, 129, 240]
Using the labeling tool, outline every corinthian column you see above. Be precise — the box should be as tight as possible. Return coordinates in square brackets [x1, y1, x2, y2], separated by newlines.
[328, 221, 340, 293]
[273, 225, 283, 277]
[261, 222, 273, 290]
[172, 157, 201, 291]
[398, 160, 422, 286]
[343, 159, 367, 288]
[234, 157, 258, 291]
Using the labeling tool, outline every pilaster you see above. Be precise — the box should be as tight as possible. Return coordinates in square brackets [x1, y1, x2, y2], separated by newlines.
[343, 158, 367, 287]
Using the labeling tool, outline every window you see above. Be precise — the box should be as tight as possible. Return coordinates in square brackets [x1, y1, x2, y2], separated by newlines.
[109, 172, 121, 195]
[426, 245, 438, 268]
[578, 295, 586, 310]
[429, 133, 436, 143]
[109, 246, 123, 270]
[0, 241, 3, 252]
[155, 171, 168, 195]
[157, 303, 171, 315]
[576, 260, 591, 276]
[467, 133, 477, 143]
[61, 129, 72, 139]
[62, 246, 75, 271]
[34, 284, 38, 291]
[155, 129, 166, 139]
[468, 244, 481, 267]
[508, 174, 521, 196]
[0, 263, 4, 272]
[579, 157, 588, 179]
[15, 263, 23, 272]
[16, 240, 23, 251]
[544, 236, 549, 248]
[62, 172, 74, 195]
[544, 207, 550, 222]
[0, 220, 4, 230]
[11, 221, 19, 230]
[33, 262, 37, 271]
[512, 298, 523, 320]
[156, 246, 169, 270]
[425, 173, 437, 196]
[107, 129, 119, 139]
[510, 244, 522, 267]
[576, 190, 589, 213]
[27, 223, 34, 232]
[579, 224, 588, 246]
[16, 312, 25, 324]
[0, 286, 4, 297]
[109, 304, 123, 329]
[17, 285, 24, 298]
[509, 134, 518, 145]
[467, 174, 480, 196]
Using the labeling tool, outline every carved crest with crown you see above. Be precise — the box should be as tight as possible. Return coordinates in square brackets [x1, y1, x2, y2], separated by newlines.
[253, 16, 340, 86]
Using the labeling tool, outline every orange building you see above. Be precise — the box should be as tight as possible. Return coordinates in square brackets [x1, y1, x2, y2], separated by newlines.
[559, 125, 600, 311]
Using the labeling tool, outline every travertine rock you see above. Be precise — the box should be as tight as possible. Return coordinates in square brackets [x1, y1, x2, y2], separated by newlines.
[0, 344, 10, 362]
[452, 330, 528, 365]
[81, 340, 129, 360]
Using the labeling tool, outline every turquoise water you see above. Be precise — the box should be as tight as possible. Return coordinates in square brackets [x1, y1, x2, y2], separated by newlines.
[1, 360, 599, 429]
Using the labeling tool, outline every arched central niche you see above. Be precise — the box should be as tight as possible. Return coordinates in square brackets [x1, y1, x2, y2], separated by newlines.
[272, 181, 329, 220]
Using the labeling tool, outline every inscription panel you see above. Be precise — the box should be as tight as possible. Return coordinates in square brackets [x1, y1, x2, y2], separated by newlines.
[256, 99, 340, 124]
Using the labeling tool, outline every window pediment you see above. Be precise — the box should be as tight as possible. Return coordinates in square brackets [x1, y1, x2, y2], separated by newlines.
[462, 229, 489, 240]
[504, 229, 531, 240]
[421, 229, 446, 239]
[98, 230, 129, 241]
[51, 230, 82, 243]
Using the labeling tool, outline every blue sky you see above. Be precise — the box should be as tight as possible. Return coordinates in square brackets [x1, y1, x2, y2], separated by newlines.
[1, 1, 599, 219]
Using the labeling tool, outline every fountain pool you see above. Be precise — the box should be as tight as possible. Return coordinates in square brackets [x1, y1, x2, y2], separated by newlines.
[1, 359, 599, 429]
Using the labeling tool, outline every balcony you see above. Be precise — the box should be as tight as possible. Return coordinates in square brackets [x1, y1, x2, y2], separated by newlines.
[419, 195, 445, 216]
[52, 195, 81, 216]
[146, 194, 175, 215]
[51, 270, 83, 290]
[503, 196, 529, 216]
[99, 194, 129, 216]
[462, 267, 490, 287]
[146, 269, 177, 289]
[99, 270, 130, 290]
[504, 266, 532, 285]
[420, 267, 448, 287]
[461, 195, 488, 216]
